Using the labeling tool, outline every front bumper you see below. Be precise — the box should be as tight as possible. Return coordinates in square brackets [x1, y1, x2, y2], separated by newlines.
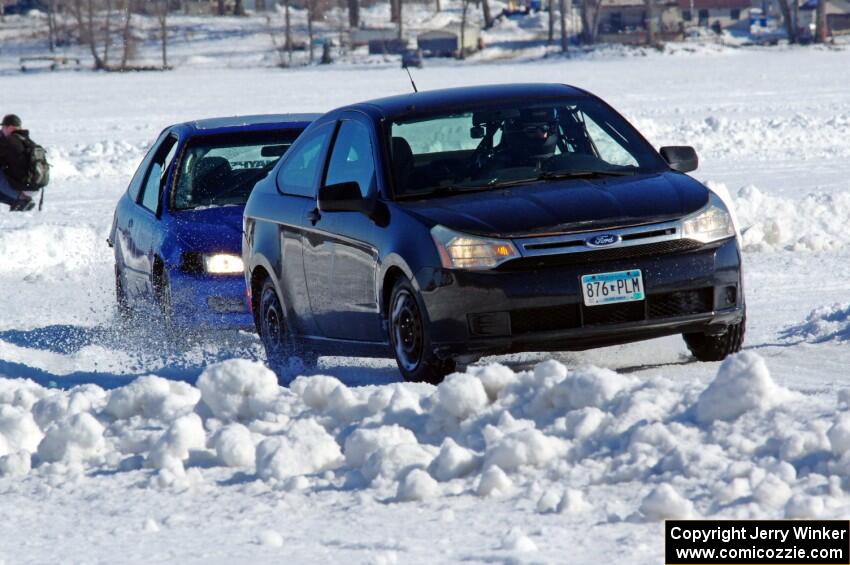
[416, 237, 744, 359]
[168, 270, 253, 330]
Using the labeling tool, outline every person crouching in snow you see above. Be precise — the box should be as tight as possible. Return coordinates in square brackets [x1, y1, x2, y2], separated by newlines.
[0, 114, 36, 212]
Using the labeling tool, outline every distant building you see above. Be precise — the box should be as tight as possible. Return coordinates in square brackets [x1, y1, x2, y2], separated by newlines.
[679, 0, 752, 30]
[417, 24, 481, 57]
[351, 28, 400, 48]
[598, 0, 684, 43]
[799, 0, 850, 35]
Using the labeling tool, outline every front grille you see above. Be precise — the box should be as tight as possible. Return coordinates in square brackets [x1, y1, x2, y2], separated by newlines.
[647, 288, 713, 319]
[499, 239, 704, 270]
[582, 301, 645, 326]
[511, 304, 580, 334]
[505, 287, 714, 335]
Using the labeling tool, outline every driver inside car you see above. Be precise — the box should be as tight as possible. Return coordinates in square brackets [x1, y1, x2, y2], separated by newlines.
[489, 108, 560, 170]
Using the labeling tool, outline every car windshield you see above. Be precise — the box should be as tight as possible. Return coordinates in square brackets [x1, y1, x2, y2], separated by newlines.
[388, 97, 666, 199]
[172, 130, 301, 210]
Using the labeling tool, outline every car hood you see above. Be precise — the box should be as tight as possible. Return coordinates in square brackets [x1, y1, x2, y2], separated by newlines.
[398, 172, 710, 237]
[169, 204, 244, 254]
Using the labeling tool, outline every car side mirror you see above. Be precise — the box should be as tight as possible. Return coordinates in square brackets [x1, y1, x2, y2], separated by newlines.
[660, 146, 698, 173]
[318, 181, 374, 216]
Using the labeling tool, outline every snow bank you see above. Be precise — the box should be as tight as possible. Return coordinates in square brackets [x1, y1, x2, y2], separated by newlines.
[712, 183, 850, 253]
[0, 224, 106, 274]
[782, 303, 850, 343]
[0, 353, 847, 521]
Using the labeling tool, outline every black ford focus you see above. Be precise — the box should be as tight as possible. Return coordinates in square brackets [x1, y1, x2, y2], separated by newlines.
[243, 84, 744, 383]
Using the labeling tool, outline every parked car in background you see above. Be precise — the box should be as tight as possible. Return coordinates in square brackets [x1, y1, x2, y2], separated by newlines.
[243, 84, 744, 382]
[109, 114, 318, 331]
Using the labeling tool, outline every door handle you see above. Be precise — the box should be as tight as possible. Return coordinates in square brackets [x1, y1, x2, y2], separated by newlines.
[305, 208, 321, 225]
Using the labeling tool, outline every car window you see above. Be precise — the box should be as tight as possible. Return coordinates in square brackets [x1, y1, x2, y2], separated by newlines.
[128, 133, 166, 201]
[324, 120, 376, 198]
[140, 135, 178, 213]
[276, 124, 332, 198]
[172, 130, 301, 210]
[581, 114, 639, 168]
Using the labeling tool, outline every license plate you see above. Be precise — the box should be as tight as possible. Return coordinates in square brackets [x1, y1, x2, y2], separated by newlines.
[581, 269, 645, 306]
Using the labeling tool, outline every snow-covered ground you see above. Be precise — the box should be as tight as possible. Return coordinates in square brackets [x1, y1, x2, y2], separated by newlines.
[1, 46, 850, 563]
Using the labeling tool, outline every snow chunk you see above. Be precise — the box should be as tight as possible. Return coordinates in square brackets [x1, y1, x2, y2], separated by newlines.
[0, 451, 32, 477]
[196, 360, 279, 422]
[0, 404, 43, 455]
[257, 530, 284, 547]
[640, 484, 694, 521]
[500, 528, 538, 552]
[343, 425, 418, 468]
[558, 489, 590, 513]
[695, 353, 790, 423]
[255, 419, 342, 481]
[362, 442, 436, 483]
[105, 376, 200, 422]
[397, 468, 441, 501]
[551, 366, 635, 411]
[753, 474, 793, 510]
[429, 438, 480, 481]
[484, 428, 567, 472]
[37, 412, 105, 464]
[828, 414, 850, 456]
[434, 373, 490, 421]
[477, 465, 513, 497]
[291, 375, 344, 411]
[212, 423, 256, 468]
[785, 495, 825, 519]
[146, 414, 206, 470]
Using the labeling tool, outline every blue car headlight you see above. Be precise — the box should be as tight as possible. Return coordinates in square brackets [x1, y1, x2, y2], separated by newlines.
[203, 253, 244, 275]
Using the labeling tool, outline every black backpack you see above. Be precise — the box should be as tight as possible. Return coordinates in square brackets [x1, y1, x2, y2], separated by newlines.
[16, 133, 50, 192]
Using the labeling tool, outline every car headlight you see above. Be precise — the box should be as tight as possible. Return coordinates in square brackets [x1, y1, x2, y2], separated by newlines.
[431, 225, 519, 270]
[681, 193, 736, 244]
[203, 253, 244, 274]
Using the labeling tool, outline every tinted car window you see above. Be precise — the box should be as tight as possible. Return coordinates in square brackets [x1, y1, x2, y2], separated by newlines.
[324, 121, 376, 197]
[140, 135, 178, 213]
[389, 97, 665, 198]
[128, 134, 166, 201]
[277, 124, 332, 198]
[172, 130, 300, 210]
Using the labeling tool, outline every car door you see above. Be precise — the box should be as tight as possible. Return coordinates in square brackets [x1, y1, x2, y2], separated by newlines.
[132, 134, 179, 301]
[273, 123, 335, 337]
[304, 116, 383, 342]
[114, 132, 167, 302]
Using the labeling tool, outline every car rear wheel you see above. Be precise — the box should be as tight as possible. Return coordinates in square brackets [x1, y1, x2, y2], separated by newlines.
[115, 265, 132, 322]
[388, 278, 455, 384]
[683, 311, 746, 362]
[257, 278, 318, 375]
[153, 268, 174, 329]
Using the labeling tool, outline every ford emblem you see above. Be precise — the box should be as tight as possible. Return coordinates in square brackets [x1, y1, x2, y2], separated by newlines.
[586, 233, 621, 248]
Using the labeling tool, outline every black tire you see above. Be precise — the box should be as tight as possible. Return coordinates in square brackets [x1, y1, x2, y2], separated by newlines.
[256, 278, 318, 374]
[388, 277, 455, 384]
[152, 268, 174, 329]
[683, 311, 746, 362]
[115, 265, 132, 322]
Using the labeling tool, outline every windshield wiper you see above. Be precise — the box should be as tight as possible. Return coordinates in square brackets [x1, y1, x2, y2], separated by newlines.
[538, 169, 636, 180]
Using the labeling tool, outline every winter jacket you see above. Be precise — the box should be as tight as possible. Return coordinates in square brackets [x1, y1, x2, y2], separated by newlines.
[0, 130, 30, 191]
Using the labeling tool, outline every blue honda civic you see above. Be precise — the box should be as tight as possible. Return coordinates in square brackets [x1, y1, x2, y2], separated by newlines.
[108, 114, 318, 330]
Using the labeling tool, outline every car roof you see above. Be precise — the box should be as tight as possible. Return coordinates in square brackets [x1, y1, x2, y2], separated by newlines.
[345, 83, 587, 120]
[171, 113, 322, 136]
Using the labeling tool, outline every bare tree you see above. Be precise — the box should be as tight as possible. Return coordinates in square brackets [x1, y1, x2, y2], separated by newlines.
[348, 0, 359, 27]
[256, 0, 266, 10]
[217, 0, 226, 15]
[482, 0, 493, 28]
[120, 0, 133, 69]
[284, 0, 293, 65]
[815, 0, 828, 42]
[234, 0, 245, 15]
[645, 0, 656, 44]
[776, 0, 797, 43]
[435, 0, 440, 12]
[548, 0, 554, 42]
[396, 0, 403, 39]
[47, 0, 58, 51]
[459, 0, 469, 59]
[579, 0, 603, 43]
[156, 0, 169, 69]
[391, 0, 399, 23]
[307, 0, 315, 62]
[70, 0, 106, 69]
[559, 0, 568, 51]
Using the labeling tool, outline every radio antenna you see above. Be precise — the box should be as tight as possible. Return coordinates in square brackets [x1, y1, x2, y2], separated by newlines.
[404, 66, 418, 93]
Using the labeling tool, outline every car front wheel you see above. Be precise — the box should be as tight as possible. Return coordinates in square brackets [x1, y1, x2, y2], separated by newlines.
[388, 278, 455, 384]
[683, 311, 746, 362]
